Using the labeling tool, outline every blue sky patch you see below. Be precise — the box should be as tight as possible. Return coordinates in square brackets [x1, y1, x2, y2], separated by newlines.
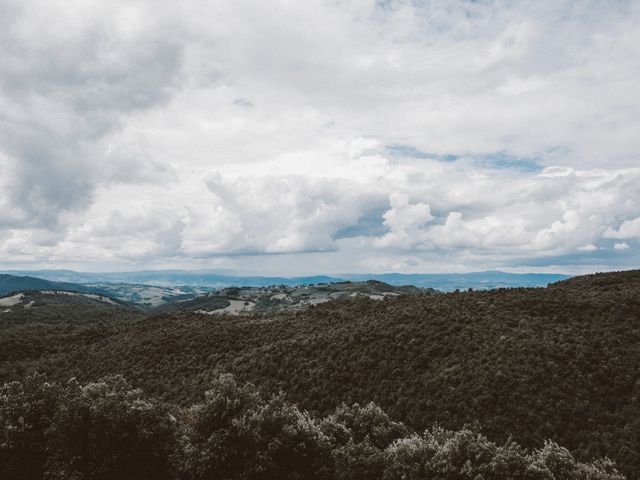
[385, 145, 543, 172]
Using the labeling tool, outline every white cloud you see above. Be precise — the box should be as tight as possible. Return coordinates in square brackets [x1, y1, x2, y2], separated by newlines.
[614, 242, 630, 251]
[1, 0, 640, 273]
[197, 173, 367, 254]
[374, 193, 434, 248]
[604, 217, 640, 239]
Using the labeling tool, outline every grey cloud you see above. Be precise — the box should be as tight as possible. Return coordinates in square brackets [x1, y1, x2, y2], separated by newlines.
[233, 98, 254, 108]
[334, 207, 389, 240]
[0, 0, 186, 233]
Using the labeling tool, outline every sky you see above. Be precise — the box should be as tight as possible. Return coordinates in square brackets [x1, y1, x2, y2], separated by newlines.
[1, 0, 639, 275]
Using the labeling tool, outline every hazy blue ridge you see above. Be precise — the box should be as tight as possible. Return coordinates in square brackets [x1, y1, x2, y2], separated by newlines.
[340, 271, 571, 291]
[2, 270, 571, 292]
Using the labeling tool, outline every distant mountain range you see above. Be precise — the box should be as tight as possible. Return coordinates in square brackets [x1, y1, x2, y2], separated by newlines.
[341, 271, 572, 290]
[2, 269, 571, 291]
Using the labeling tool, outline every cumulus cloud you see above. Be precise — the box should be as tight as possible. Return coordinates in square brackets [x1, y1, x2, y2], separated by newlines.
[374, 193, 433, 248]
[1, 0, 640, 273]
[604, 217, 640, 239]
[194, 173, 366, 254]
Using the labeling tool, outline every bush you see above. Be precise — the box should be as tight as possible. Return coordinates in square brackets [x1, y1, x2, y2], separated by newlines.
[0, 374, 62, 480]
[0, 374, 628, 480]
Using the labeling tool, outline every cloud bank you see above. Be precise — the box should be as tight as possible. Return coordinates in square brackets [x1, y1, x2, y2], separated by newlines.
[1, 0, 639, 274]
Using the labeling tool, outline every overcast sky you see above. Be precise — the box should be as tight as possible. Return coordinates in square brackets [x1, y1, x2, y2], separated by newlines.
[1, 0, 639, 275]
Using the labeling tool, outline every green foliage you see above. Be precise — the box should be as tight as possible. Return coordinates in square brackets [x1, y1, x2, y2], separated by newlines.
[178, 374, 260, 479]
[236, 396, 332, 480]
[0, 373, 62, 480]
[320, 403, 409, 480]
[326, 403, 408, 449]
[179, 374, 332, 480]
[1, 374, 626, 480]
[0, 374, 176, 480]
[44, 375, 176, 480]
[383, 427, 626, 480]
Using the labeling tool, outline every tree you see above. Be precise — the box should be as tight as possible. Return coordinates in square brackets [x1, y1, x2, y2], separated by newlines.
[180, 374, 331, 480]
[44, 375, 176, 480]
[0, 374, 62, 480]
[178, 373, 262, 479]
[321, 402, 409, 480]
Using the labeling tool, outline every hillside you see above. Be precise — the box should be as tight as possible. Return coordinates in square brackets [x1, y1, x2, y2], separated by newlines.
[1, 275, 432, 310]
[155, 280, 434, 315]
[549, 268, 640, 289]
[0, 290, 137, 325]
[0, 274, 109, 297]
[1, 270, 639, 476]
[86, 282, 210, 308]
[0, 291, 143, 381]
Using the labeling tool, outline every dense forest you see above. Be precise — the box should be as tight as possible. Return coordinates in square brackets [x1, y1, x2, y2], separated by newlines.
[1, 373, 625, 480]
[1, 270, 640, 477]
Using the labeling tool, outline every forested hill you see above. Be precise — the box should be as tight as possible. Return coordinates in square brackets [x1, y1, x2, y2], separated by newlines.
[0, 290, 142, 327]
[154, 280, 434, 315]
[549, 268, 640, 289]
[1, 269, 640, 476]
[0, 273, 108, 297]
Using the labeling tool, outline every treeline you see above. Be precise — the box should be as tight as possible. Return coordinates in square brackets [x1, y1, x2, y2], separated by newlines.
[0, 373, 625, 480]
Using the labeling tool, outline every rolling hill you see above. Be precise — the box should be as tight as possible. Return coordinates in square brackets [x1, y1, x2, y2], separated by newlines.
[154, 280, 434, 315]
[1, 269, 639, 476]
[0, 274, 109, 297]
